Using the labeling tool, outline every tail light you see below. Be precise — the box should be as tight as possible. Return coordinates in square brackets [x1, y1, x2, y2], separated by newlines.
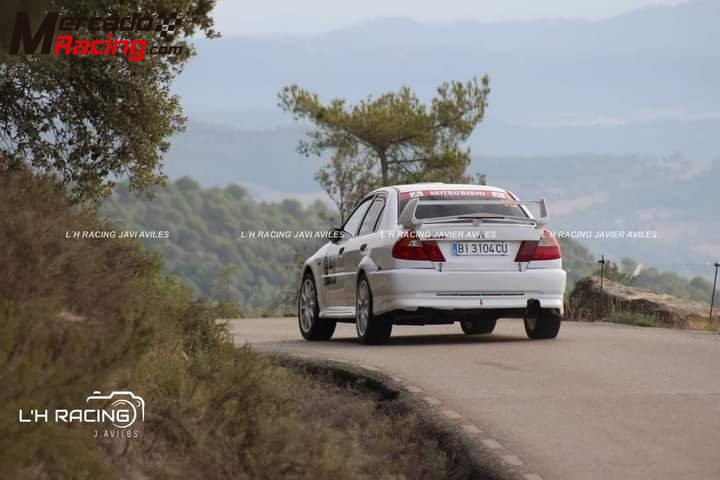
[392, 231, 446, 262]
[515, 229, 561, 262]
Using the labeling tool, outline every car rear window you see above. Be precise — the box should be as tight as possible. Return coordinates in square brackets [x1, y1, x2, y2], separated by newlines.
[397, 189, 527, 220]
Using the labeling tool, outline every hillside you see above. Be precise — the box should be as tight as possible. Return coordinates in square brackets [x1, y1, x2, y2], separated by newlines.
[163, 121, 325, 197]
[475, 154, 720, 280]
[2, 170, 451, 479]
[102, 178, 335, 309]
[162, 119, 720, 280]
[102, 178, 716, 310]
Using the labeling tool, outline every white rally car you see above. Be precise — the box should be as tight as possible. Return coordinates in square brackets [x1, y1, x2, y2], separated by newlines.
[298, 183, 566, 344]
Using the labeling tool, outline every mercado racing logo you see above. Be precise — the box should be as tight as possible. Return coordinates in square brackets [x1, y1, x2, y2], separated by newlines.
[18, 390, 145, 439]
[8, 11, 185, 62]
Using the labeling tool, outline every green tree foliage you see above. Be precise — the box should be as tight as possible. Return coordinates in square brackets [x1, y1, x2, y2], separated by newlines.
[593, 260, 633, 285]
[558, 238, 596, 291]
[620, 257, 639, 275]
[103, 178, 337, 310]
[0, 0, 218, 201]
[633, 267, 716, 304]
[314, 149, 377, 222]
[278, 78, 491, 218]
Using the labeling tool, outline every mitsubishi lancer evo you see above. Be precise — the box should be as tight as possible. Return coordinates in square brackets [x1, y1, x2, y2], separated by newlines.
[298, 183, 566, 344]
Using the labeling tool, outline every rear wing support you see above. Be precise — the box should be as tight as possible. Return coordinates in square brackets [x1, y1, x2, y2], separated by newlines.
[398, 198, 549, 229]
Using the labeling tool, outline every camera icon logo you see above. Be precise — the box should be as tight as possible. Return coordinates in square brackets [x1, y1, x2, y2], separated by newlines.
[86, 390, 145, 429]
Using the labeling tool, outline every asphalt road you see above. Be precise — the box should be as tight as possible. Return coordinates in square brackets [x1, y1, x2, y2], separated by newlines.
[229, 318, 720, 480]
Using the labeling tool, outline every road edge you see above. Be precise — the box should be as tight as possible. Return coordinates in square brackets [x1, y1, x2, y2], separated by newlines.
[268, 352, 530, 480]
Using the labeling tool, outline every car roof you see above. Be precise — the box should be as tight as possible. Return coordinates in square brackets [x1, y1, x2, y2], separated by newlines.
[372, 183, 509, 194]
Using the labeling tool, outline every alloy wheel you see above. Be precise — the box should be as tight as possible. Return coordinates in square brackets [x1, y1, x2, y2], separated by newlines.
[299, 278, 316, 332]
[356, 280, 370, 336]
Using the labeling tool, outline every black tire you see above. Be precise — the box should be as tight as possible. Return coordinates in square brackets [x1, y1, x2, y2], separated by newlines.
[524, 308, 562, 339]
[298, 272, 336, 341]
[460, 317, 498, 335]
[355, 275, 392, 345]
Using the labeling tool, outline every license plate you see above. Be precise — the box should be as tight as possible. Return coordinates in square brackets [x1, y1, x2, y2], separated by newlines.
[452, 241, 509, 256]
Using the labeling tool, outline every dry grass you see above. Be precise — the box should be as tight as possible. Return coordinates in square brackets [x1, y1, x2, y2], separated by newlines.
[604, 311, 657, 328]
[0, 170, 450, 479]
[687, 317, 718, 332]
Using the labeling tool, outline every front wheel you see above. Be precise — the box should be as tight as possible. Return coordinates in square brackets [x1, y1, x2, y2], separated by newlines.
[356, 275, 392, 345]
[298, 273, 336, 341]
[524, 308, 562, 339]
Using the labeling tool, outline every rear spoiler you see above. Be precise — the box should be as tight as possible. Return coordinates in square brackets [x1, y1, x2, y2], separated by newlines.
[398, 198, 549, 229]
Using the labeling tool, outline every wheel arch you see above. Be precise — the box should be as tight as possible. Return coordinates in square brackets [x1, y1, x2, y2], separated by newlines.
[301, 263, 327, 312]
[356, 254, 379, 284]
[302, 264, 314, 281]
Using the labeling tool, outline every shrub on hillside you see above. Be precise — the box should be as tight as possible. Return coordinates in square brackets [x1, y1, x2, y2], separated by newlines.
[0, 170, 449, 479]
[0, 169, 155, 475]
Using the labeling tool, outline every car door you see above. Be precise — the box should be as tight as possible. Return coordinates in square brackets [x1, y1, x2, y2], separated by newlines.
[322, 196, 374, 307]
[319, 242, 342, 307]
[338, 194, 386, 306]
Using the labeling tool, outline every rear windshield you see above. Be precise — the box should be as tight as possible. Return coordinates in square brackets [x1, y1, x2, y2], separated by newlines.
[397, 189, 527, 220]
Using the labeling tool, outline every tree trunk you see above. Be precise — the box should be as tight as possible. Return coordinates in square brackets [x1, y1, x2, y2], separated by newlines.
[379, 152, 388, 185]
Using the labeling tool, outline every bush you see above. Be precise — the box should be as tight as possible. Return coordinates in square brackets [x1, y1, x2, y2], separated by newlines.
[0, 169, 156, 476]
[0, 170, 449, 479]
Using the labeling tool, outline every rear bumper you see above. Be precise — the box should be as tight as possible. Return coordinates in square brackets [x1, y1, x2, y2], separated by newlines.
[368, 267, 566, 316]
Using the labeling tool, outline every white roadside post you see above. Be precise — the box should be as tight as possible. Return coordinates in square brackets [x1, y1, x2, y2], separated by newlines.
[710, 261, 720, 329]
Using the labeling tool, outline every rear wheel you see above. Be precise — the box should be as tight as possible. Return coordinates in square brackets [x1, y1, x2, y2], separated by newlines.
[460, 317, 498, 335]
[524, 308, 562, 339]
[298, 273, 336, 341]
[356, 275, 392, 345]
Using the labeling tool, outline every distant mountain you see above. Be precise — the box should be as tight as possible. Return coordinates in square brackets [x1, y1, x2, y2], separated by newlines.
[163, 119, 720, 281]
[162, 0, 720, 281]
[173, 0, 720, 159]
[473, 154, 720, 280]
[164, 121, 323, 197]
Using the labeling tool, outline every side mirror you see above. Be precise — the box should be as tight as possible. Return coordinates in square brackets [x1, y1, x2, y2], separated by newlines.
[328, 227, 344, 243]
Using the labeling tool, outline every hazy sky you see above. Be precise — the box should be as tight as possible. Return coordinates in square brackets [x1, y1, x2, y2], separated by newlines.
[214, 0, 689, 35]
